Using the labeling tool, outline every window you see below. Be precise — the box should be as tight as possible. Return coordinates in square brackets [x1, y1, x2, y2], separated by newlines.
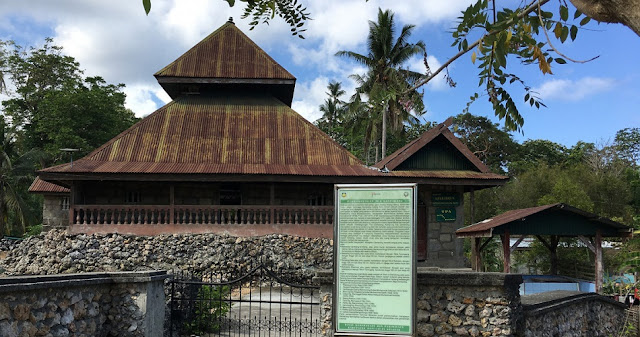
[219, 184, 241, 205]
[125, 191, 142, 204]
[60, 197, 70, 210]
[307, 193, 327, 206]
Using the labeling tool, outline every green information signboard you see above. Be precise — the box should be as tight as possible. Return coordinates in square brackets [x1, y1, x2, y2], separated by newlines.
[334, 184, 416, 336]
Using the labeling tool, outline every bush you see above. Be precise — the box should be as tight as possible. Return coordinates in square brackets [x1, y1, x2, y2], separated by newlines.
[184, 285, 231, 335]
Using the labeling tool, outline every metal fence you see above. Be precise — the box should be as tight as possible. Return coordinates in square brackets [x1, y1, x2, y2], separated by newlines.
[169, 264, 321, 337]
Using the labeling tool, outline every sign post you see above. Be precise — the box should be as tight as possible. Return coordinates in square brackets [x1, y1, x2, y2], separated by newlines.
[334, 184, 416, 336]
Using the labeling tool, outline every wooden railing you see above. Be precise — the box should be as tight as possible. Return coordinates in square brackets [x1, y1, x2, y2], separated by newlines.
[71, 205, 334, 226]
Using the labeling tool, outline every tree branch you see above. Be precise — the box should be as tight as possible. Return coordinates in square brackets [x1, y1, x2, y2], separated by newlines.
[407, 0, 551, 93]
[537, 1, 600, 63]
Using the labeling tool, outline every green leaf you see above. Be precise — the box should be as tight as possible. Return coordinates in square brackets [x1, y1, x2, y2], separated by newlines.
[142, 0, 151, 15]
[558, 6, 567, 22]
[574, 9, 582, 19]
[570, 25, 578, 41]
[580, 16, 591, 25]
[555, 58, 566, 64]
[560, 26, 569, 43]
[225, 0, 236, 6]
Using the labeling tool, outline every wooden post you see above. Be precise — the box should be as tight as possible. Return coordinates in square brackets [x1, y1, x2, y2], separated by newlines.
[68, 182, 75, 226]
[595, 229, 603, 294]
[470, 189, 477, 270]
[474, 237, 482, 272]
[269, 183, 275, 223]
[502, 230, 511, 273]
[550, 236, 559, 276]
[169, 185, 175, 225]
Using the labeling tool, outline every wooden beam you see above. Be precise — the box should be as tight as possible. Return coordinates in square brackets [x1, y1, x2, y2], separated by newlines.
[479, 237, 493, 251]
[577, 235, 596, 253]
[502, 230, 511, 273]
[510, 236, 525, 254]
[550, 235, 559, 275]
[595, 230, 603, 294]
[535, 235, 552, 250]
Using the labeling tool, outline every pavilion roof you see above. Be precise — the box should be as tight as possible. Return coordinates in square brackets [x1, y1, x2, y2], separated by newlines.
[456, 203, 632, 238]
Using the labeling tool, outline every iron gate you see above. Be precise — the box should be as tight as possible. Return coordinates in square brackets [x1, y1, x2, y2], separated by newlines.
[169, 265, 322, 336]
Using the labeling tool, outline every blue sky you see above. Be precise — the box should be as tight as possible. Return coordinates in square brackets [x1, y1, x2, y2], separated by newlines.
[0, 0, 638, 148]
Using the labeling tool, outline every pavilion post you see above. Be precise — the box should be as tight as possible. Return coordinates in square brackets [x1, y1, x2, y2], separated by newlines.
[501, 230, 511, 273]
[474, 237, 482, 272]
[470, 189, 477, 270]
[595, 230, 603, 294]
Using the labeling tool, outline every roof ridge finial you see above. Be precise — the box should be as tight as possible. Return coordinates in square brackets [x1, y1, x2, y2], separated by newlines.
[228, 17, 234, 24]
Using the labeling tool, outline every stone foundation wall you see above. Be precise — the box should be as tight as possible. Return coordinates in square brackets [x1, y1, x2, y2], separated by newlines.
[0, 271, 167, 337]
[0, 229, 332, 284]
[522, 292, 626, 337]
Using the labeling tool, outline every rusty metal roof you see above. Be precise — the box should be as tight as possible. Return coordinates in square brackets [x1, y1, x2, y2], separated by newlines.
[28, 177, 69, 194]
[456, 203, 632, 238]
[41, 93, 376, 176]
[154, 21, 295, 81]
[374, 117, 491, 173]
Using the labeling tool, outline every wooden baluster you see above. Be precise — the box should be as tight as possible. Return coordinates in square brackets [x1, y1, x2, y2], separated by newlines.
[74, 208, 79, 225]
[258, 210, 262, 224]
[214, 208, 219, 224]
[82, 209, 87, 225]
[234, 209, 238, 225]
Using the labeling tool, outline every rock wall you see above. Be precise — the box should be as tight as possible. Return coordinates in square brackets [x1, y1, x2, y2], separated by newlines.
[522, 292, 626, 337]
[0, 229, 332, 283]
[0, 271, 167, 337]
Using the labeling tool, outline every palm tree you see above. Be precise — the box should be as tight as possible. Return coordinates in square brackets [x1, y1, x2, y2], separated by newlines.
[337, 8, 426, 157]
[318, 81, 346, 130]
[0, 118, 41, 236]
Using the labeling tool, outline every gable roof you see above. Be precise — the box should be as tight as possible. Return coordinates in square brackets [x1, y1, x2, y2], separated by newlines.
[40, 93, 374, 177]
[28, 177, 69, 194]
[374, 118, 491, 173]
[155, 21, 295, 81]
[456, 203, 632, 238]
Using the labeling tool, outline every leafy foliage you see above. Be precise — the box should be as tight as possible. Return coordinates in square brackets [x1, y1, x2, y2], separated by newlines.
[0, 39, 138, 236]
[184, 285, 231, 335]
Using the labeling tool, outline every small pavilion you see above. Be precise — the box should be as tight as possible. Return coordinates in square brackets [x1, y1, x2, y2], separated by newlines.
[456, 203, 633, 293]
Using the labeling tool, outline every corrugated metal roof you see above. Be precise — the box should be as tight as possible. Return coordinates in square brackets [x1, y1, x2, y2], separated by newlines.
[28, 177, 70, 194]
[375, 117, 491, 174]
[41, 93, 372, 176]
[154, 21, 295, 80]
[456, 203, 632, 237]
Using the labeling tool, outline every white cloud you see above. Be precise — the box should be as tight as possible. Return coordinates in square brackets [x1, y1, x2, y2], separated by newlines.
[0, 0, 474, 118]
[534, 77, 615, 101]
[292, 76, 330, 122]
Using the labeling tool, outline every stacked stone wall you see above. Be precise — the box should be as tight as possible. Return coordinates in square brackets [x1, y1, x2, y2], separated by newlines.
[0, 229, 332, 284]
[0, 271, 167, 337]
[523, 292, 625, 337]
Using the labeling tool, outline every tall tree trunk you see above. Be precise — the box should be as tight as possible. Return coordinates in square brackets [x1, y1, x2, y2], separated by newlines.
[381, 104, 388, 159]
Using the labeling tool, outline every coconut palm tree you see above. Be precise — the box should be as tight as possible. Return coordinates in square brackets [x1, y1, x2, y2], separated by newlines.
[318, 81, 346, 130]
[336, 8, 426, 157]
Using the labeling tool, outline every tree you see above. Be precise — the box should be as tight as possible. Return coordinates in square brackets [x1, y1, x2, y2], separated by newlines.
[0, 118, 42, 236]
[318, 81, 346, 131]
[1, 39, 137, 164]
[337, 8, 426, 157]
[614, 127, 640, 165]
[452, 113, 518, 174]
